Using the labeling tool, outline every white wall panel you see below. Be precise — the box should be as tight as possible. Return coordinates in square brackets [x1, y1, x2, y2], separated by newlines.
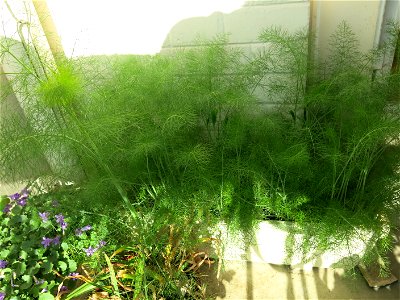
[162, 1, 310, 53]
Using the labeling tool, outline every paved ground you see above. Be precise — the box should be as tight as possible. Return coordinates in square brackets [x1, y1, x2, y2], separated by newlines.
[203, 228, 400, 300]
[204, 260, 399, 300]
[0, 182, 25, 196]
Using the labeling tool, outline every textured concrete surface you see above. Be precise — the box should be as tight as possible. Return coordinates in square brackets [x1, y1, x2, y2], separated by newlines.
[213, 221, 375, 269]
[204, 262, 399, 299]
[0, 182, 25, 196]
[203, 228, 400, 299]
[162, 1, 310, 54]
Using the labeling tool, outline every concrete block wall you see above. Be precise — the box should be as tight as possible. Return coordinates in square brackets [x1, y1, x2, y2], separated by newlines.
[161, 0, 310, 107]
[311, 0, 400, 71]
[162, 0, 310, 55]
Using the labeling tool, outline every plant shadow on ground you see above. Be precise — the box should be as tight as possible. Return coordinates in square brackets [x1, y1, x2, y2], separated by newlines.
[202, 259, 399, 300]
[199, 211, 400, 299]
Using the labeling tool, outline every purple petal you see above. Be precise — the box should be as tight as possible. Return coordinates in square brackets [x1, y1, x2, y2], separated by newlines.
[60, 285, 68, 292]
[61, 221, 68, 231]
[2, 204, 12, 214]
[82, 225, 92, 231]
[75, 225, 91, 236]
[55, 214, 65, 224]
[17, 197, 27, 206]
[9, 193, 20, 200]
[0, 292, 5, 300]
[69, 272, 79, 280]
[39, 212, 49, 222]
[83, 246, 96, 257]
[0, 260, 8, 269]
[52, 236, 61, 245]
[41, 237, 53, 248]
[98, 240, 107, 248]
[21, 187, 30, 196]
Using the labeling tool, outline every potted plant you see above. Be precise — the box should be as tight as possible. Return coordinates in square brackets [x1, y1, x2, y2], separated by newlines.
[1, 19, 399, 298]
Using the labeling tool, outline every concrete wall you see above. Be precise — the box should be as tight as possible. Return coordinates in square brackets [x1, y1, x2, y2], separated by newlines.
[162, 1, 310, 55]
[311, 0, 400, 69]
[161, 0, 310, 107]
[162, 0, 399, 69]
[311, 0, 383, 57]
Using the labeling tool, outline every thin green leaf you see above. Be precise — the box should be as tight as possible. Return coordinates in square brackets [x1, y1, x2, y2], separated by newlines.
[104, 253, 121, 298]
[64, 282, 96, 300]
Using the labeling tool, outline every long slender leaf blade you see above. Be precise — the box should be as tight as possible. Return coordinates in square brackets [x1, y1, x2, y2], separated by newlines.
[64, 282, 97, 300]
[104, 253, 121, 298]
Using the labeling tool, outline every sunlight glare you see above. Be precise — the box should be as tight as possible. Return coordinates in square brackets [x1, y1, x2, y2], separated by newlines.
[46, 0, 246, 57]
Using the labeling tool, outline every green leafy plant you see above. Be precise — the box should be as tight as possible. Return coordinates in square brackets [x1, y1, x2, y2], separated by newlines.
[252, 21, 400, 269]
[0, 188, 78, 299]
[1, 14, 399, 288]
[64, 223, 214, 300]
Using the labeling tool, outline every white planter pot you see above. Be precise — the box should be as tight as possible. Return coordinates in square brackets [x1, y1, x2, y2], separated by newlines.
[213, 220, 376, 270]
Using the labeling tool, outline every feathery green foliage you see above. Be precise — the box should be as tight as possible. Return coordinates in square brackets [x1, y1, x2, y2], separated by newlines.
[1, 21, 399, 281]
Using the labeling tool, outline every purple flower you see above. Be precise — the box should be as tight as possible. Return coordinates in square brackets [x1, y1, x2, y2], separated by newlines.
[55, 214, 67, 232]
[2, 204, 12, 214]
[83, 246, 97, 257]
[75, 225, 92, 236]
[0, 292, 5, 300]
[83, 240, 106, 257]
[55, 214, 65, 224]
[0, 260, 8, 269]
[82, 225, 92, 231]
[39, 212, 50, 222]
[60, 285, 68, 292]
[21, 187, 30, 197]
[69, 272, 79, 280]
[9, 193, 20, 200]
[17, 196, 27, 206]
[52, 236, 61, 245]
[61, 221, 68, 232]
[41, 237, 53, 248]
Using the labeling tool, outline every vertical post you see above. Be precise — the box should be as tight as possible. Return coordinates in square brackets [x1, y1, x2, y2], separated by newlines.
[31, 0, 66, 65]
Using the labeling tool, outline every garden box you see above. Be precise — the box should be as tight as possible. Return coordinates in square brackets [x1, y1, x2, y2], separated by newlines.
[213, 220, 377, 270]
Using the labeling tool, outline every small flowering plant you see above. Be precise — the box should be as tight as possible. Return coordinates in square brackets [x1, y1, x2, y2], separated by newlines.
[67, 223, 107, 268]
[0, 189, 78, 299]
